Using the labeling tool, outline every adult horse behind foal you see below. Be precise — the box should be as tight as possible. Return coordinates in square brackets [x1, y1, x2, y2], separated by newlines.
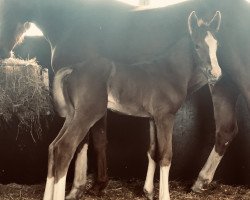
[49, 11, 222, 200]
[0, 0, 214, 198]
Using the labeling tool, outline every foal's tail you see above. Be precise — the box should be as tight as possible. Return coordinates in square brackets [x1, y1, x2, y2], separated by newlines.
[53, 67, 73, 117]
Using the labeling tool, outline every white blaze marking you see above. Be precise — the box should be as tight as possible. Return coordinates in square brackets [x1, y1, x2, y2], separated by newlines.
[205, 31, 222, 79]
[53, 175, 67, 200]
[144, 153, 156, 196]
[43, 177, 54, 200]
[159, 165, 171, 200]
[198, 146, 222, 183]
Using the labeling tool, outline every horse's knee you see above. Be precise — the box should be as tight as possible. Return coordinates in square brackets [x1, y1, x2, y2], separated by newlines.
[157, 142, 172, 166]
[92, 129, 107, 150]
[159, 152, 172, 167]
[148, 150, 156, 163]
[215, 121, 238, 155]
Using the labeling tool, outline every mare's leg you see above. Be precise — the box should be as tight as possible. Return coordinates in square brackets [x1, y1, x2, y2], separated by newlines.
[154, 113, 175, 200]
[66, 136, 89, 200]
[192, 77, 239, 193]
[143, 120, 157, 200]
[89, 114, 109, 195]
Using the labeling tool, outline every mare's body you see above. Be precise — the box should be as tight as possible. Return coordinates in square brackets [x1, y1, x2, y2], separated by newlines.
[0, 0, 221, 199]
[0, 0, 205, 197]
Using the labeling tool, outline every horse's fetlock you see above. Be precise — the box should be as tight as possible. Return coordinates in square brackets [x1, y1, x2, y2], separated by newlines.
[143, 188, 154, 200]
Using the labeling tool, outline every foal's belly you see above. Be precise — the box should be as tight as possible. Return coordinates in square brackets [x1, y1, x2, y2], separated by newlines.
[107, 92, 150, 118]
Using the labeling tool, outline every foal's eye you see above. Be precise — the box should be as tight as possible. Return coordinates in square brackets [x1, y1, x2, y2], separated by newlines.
[195, 44, 200, 50]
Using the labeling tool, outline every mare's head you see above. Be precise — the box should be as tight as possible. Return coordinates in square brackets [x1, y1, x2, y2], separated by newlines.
[0, 0, 32, 59]
[188, 11, 222, 84]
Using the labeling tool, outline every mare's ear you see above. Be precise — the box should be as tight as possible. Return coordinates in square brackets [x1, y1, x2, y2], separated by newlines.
[188, 11, 199, 35]
[208, 11, 222, 32]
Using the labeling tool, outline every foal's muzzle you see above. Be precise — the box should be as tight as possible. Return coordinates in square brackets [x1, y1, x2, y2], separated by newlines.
[205, 65, 222, 85]
[207, 72, 222, 85]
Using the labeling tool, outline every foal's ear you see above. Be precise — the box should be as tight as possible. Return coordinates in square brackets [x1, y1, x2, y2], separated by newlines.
[24, 22, 31, 30]
[188, 11, 199, 35]
[208, 11, 222, 32]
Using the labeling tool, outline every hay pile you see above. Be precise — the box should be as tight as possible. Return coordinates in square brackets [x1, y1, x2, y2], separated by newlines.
[0, 57, 53, 141]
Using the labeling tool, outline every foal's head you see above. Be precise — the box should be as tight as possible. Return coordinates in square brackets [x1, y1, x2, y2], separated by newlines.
[188, 11, 222, 84]
[0, 0, 32, 59]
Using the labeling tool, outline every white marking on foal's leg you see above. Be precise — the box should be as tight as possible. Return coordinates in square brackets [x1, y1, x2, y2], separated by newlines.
[192, 146, 223, 192]
[144, 153, 156, 199]
[53, 175, 67, 200]
[66, 144, 88, 199]
[159, 165, 171, 200]
[43, 177, 54, 200]
[205, 32, 222, 79]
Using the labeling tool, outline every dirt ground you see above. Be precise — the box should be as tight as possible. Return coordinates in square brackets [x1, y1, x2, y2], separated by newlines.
[0, 178, 250, 200]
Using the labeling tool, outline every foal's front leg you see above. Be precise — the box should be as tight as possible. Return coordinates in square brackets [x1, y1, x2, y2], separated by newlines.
[154, 113, 175, 200]
[192, 77, 239, 192]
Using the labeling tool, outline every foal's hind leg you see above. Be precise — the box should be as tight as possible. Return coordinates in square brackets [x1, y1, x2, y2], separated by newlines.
[67, 114, 108, 199]
[192, 77, 239, 193]
[52, 109, 106, 200]
[144, 120, 157, 200]
[65, 136, 89, 200]
[43, 114, 73, 200]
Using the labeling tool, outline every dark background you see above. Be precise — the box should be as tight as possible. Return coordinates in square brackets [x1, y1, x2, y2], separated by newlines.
[0, 36, 249, 185]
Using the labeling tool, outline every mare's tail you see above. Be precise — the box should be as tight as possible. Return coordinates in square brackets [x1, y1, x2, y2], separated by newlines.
[53, 67, 73, 117]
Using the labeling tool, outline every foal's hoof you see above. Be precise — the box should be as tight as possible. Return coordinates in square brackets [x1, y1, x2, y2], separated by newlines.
[191, 177, 209, 193]
[87, 180, 109, 196]
[143, 188, 154, 200]
[66, 187, 85, 200]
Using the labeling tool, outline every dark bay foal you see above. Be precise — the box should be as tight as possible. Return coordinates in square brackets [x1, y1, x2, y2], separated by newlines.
[47, 11, 222, 200]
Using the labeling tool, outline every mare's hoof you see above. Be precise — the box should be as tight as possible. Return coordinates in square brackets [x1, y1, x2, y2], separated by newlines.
[87, 180, 109, 197]
[191, 177, 210, 193]
[66, 187, 85, 200]
[143, 188, 154, 200]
